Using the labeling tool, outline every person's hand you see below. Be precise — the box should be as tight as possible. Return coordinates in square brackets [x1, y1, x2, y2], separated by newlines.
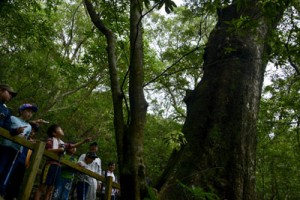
[17, 126, 27, 134]
[84, 137, 92, 142]
[78, 162, 85, 168]
[32, 119, 49, 125]
[29, 139, 37, 144]
[97, 183, 102, 191]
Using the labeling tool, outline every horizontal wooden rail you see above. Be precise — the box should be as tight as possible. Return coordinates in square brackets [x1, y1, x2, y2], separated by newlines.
[0, 127, 120, 200]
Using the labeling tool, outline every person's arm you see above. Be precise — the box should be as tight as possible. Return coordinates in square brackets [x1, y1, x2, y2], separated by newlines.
[70, 137, 91, 148]
[78, 154, 85, 162]
[4, 115, 26, 136]
[47, 148, 64, 154]
[45, 138, 64, 154]
[29, 119, 49, 125]
[9, 126, 26, 136]
[98, 159, 102, 175]
[78, 161, 86, 167]
[97, 158, 102, 188]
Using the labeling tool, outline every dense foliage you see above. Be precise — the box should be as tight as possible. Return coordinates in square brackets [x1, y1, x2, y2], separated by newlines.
[1, 0, 300, 198]
[257, 72, 300, 199]
[0, 0, 186, 183]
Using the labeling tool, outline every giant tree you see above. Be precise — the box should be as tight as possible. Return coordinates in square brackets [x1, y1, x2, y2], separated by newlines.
[157, 0, 294, 199]
[3, 0, 296, 199]
[82, 0, 297, 199]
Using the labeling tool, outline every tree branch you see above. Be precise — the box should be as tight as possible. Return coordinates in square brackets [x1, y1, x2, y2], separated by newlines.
[144, 45, 202, 87]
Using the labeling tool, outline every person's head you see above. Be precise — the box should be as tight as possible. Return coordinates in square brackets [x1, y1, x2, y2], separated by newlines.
[18, 103, 38, 120]
[85, 151, 97, 164]
[0, 84, 17, 103]
[89, 141, 98, 153]
[107, 161, 116, 171]
[66, 147, 77, 155]
[47, 124, 64, 138]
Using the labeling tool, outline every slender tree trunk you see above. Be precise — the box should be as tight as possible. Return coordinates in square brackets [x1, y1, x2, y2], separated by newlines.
[84, 1, 147, 199]
[157, 1, 289, 199]
[120, 0, 148, 200]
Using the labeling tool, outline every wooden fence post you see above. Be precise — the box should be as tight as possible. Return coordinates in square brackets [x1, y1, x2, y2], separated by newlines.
[104, 176, 113, 200]
[19, 141, 46, 200]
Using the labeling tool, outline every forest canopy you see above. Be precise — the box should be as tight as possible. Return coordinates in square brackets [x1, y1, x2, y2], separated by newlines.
[0, 0, 300, 199]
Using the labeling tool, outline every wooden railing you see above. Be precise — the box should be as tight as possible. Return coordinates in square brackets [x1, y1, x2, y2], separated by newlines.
[0, 127, 120, 200]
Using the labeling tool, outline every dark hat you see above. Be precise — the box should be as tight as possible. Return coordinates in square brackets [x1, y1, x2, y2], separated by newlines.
[19, 103, 38, 112]
[0, 84, 17, 97]
[86, 151, 98, 159]
[89, 141, 98, 146]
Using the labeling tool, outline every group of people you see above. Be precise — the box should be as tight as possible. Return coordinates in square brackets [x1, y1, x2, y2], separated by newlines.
[0, 84, 118, 200]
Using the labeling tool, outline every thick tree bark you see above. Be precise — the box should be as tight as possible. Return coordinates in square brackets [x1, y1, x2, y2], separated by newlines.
[157, 1, 289, 199]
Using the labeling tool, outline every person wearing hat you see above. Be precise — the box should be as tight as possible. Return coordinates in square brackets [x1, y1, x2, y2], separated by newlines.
[0, 84, 25, 135]
[1, 103, 39, 150]
[0, 85, 28, 197]
[0, 103, 39, 198]
[78, 142, 102, 200]
[76, 152, 98, 200]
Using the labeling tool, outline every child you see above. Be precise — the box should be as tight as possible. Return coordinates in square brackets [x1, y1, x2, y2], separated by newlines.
[34, 124, 91, 200]
[100, 161, 118, 200]
[52, 146, 78, 200]
[76, 152, 98, 200]
[25, 122, 40, 168]
[0, 103, 38, 197]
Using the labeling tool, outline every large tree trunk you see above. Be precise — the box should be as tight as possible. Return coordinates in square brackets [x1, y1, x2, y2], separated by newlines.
[157, 1, 289, 199]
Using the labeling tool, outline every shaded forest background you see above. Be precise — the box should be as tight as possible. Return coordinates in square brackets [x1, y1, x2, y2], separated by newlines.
[0, 0, 300, 199]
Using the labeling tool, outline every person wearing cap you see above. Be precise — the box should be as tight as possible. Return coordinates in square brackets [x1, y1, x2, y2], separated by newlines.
[76, 152, 98, 200]
[0, 103, 39, 198]
[1, 104, 38, 148]
[78, 142, 102, 200]
[0, 84, 25, 135]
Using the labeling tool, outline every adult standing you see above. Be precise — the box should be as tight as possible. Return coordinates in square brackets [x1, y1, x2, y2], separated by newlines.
[0, 84, 25, 136]
[0, 85, 31, 197]
[78, 142, 101, 200]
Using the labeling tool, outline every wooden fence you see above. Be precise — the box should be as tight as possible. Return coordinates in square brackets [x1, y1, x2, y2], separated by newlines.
[0, 127, 120, 200]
